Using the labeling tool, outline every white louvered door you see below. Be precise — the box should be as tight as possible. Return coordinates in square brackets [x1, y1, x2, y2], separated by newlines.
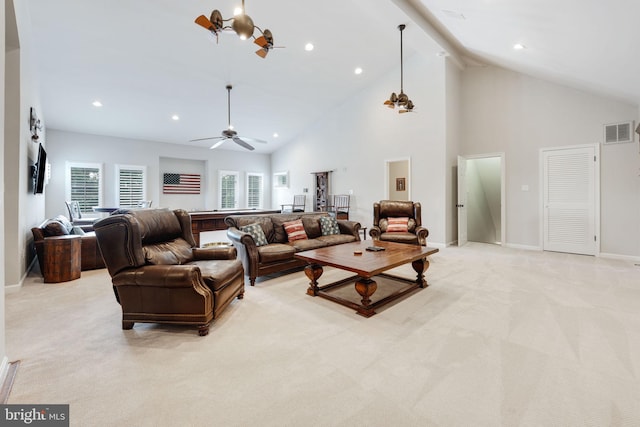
[542, 145, 598, 255]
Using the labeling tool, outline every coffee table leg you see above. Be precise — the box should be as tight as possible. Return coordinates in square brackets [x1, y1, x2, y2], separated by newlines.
[355, 277, 378, 317]
[412, 257, 429, 288]
[305, 263, 324, 296]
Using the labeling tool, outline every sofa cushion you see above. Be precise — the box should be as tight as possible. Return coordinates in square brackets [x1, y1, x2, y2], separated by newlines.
[242, 223, 269, 247]
[71, 226, 86, 235]
[143, 238, 193, 265]
[302, 217, 322, 239]
[271, 215, 302, 243]
[379, 232, 418, 244]
[316, 234, 358, 246]
[42, 220, 69, 237]
[290, 238, 328, 251]
[319, 216, 340, 236]
[232, 217, 275, 242]
[197, 259, 243, 292]
[283, 219, 308, 241]
[387, 217, 409, 233]
[258, 244, 297, 263]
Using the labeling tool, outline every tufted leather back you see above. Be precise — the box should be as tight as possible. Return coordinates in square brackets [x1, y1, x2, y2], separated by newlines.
[373, 200, 422, 232]
[94, 208, 197, 277]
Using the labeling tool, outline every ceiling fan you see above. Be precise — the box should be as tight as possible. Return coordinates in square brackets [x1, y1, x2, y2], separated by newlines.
[189, 85, 267, 151]
[194, 1, 283, 58]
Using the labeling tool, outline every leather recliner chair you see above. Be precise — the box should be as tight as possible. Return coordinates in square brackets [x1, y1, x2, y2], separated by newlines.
[94, 208, 244, 336]
[369, 200, 429, 246]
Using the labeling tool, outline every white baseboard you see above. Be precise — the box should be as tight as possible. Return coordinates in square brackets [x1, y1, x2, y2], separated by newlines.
[503, 243, 542, 251]
[599, 252, 640, 263]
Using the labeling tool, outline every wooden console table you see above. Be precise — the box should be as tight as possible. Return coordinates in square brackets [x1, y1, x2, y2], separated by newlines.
[189, 209, 280, 247]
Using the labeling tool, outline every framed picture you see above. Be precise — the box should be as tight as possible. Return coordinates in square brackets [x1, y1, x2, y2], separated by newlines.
[396, 177, 406, 192]
[274, 171, 289, 188]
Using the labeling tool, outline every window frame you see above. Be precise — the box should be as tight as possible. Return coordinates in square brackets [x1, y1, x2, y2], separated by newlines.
[218, 170, 239, 210]
[115, 164, 147, 208]
[65, 162, 103, 213]
[246, 172, 264, 209]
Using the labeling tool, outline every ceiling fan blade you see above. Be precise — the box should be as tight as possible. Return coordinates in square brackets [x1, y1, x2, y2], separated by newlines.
[232, 137, 255, 151]
[255, 48, 268, 58]
[195, 15, 214, 31]
[237, 136, 267, 144]
[254, 35, 268, 48]
[189, 136, 224, 142]
[210, 139, 226, 149]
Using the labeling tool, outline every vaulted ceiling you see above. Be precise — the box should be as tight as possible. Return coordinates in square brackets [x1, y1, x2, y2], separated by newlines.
[23, 0, 640, 153]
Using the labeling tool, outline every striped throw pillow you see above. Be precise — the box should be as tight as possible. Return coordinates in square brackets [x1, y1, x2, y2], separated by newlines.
[283, 219, 308, 241]
[387, 217, 409, 233]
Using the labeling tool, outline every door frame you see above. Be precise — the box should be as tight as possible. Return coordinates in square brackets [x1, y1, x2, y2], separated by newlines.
[384, 157, 411, 200]
[539, 143, 600, 255]
[457, 152, 506, 246]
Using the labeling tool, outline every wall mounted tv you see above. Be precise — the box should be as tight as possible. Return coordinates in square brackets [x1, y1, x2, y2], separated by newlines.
[32, 143, 47, 194]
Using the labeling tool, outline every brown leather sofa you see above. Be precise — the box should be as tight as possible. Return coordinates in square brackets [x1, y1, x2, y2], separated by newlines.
[225, 212, 360, 286]
[369, 200, 429, 246]
[32, 215, 105, 275]
[94, 208, 244, 336]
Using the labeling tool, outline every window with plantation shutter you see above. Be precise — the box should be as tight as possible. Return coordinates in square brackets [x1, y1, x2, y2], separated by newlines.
[116, 165, 146, 208]
[219, 170, 239, 209]
[247, 173, 263, 209]
[66, 162, 103, 213]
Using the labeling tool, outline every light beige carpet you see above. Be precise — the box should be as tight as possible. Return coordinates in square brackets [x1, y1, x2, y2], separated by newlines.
[5, 243, 640, 426]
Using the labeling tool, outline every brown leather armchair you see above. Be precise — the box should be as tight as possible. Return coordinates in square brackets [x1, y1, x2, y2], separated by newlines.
[94, 208, 244, 336]
[369, 200, 429, 246]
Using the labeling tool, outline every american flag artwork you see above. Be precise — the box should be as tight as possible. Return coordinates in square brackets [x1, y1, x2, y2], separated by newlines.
[162, 173, 201, 194]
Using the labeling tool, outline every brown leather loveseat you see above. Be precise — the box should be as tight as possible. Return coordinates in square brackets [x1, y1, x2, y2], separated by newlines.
[225, 212, 361, 286]
[94, 208, 245, 336]
[32, 215, 105, 276]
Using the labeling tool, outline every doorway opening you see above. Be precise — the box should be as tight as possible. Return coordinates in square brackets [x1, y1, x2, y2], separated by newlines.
[385, 158, 411, 201]
[457, 154, 505, 246]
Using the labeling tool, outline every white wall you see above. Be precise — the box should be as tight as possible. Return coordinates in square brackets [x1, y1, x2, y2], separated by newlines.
[272, 53, 449, 245]
[44, 130, 272, 218]
[461, 65, 640, 256]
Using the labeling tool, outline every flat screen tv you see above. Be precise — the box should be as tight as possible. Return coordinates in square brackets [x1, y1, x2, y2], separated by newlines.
[33, 143, 47, 194]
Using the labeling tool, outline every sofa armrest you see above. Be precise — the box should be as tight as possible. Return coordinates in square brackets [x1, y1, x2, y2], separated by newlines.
[415, 226, 429, 246]
[337, 220, 361, 240]
[112, 264, 207, 289]
[226, 227, 260, 280]
[369, 226, 382, 240]
[192, 246, 237, 261]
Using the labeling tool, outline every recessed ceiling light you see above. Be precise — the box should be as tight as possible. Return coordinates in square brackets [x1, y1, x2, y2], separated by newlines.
[354, 67, 363, 75]
[92, 100, 102, 107]
[513, 43, 526, 50]
[305, 43, 314, 51]
[273, 133, 279, 138]
[171, 114, 180, 121]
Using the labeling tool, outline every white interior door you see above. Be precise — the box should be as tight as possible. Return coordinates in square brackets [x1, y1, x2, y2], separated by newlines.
[457, 155, 468, 246]
[542, 145, 598, 255]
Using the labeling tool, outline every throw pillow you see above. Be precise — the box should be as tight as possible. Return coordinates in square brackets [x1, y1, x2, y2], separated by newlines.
[42, 220, 69, 237]
[319, 216, 340, 236]
[54, 215, 74, 234]
[283, 219, 308, 242]
[241, 223, 269, 247]
[387, 217, 409, 233]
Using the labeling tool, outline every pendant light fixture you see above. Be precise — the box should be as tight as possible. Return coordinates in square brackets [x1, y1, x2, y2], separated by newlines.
[384, 24, 415, 114]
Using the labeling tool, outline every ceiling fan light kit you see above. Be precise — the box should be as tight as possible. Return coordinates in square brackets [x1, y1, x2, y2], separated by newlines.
[195, 0, 280, 58]
[384, 24, 415, 114]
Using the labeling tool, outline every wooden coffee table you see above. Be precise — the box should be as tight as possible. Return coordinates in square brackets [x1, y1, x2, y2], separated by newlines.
[294, 240, 439, 317]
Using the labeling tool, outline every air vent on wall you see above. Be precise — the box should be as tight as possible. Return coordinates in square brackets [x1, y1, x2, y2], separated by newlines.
[603, 121, 634, 144]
